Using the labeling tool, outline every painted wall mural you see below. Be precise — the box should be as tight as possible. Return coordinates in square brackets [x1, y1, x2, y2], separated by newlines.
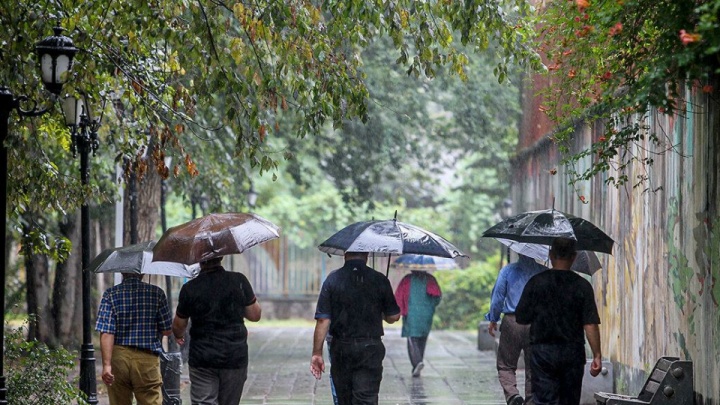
[513, 85, 720, 404]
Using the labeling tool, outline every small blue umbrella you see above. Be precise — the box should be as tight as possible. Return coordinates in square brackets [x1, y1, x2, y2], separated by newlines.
[393, 254, 460, 271]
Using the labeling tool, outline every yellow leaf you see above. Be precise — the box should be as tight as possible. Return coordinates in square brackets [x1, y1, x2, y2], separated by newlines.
[233, 3, 246, 19]
[310, 7, 321, 23]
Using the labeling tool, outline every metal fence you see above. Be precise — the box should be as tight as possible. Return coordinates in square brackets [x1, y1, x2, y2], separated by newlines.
[223, 236, 401, 298]
[226, 236, 345, 298]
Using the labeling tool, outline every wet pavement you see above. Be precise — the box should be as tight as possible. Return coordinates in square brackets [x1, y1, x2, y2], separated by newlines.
[96, 325, 524, 404]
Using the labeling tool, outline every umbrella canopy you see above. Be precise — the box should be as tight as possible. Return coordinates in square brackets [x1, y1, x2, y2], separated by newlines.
[495, 238, 602, 275]
[152, 212, 280, 265]
[392, 254, 460, 271]
[482, 209, 614, 254]
[88, 240, 199, 278]
[318, 219, 467, 258]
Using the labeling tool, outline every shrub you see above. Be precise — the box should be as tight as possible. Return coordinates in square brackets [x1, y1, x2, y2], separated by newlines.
[5, 321, 87, 405]
[433, 257, 500, 330]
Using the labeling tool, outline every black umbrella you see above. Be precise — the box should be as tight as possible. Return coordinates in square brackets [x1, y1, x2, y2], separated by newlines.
[318, 217, 467, 275]
[482, 209, 613, 254]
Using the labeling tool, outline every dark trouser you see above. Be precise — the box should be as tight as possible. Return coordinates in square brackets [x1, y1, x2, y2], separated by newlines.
[189, 366, 248, 405]
[330, 338, 385, 405]
[497, 314, 533, 404]
[407, 336, 428, 368]
[327, 338, 339, 405]
[529, 343, 586, 405]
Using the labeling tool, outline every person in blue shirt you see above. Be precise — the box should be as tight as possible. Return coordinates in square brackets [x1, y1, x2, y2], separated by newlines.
[485, 254, 548, 405]
[95, 273, 172, 405]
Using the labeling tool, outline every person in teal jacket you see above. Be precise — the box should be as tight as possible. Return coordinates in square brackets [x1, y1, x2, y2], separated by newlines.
[395, 270, 442, 377]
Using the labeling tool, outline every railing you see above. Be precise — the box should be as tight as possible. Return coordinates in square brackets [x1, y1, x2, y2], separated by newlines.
[226, 236, 345, 298]
[225, 236, 398, 298]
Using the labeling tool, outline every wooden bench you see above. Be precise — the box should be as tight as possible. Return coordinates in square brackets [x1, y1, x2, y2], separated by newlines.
[595, 357, 693, 405]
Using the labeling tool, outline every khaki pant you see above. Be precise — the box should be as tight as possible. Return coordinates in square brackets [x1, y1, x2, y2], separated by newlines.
[107, 346, 162, 405]
[497, 314, 533, 405]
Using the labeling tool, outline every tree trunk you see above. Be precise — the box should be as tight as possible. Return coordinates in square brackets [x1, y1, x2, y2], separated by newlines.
[124, 160, 161, 244]
[95, 202, 118, 292]
[53, 211, 82, 347]
[24, 219, 56, 345]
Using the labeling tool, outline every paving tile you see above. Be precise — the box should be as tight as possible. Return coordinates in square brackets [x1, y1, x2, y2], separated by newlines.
[97, 326, 515, 404]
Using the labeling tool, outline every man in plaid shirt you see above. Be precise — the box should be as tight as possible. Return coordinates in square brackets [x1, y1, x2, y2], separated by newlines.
[95, 273, 172, 405]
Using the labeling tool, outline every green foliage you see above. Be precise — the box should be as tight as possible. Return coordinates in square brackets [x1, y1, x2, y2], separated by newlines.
[254, 166, 454, 249]
[273, 37, 520, 256]
[536, 0, 720, 189]
[255, 173, 360, 249]
[5, 321, 88, 404]
[2, 0, 537, 260]
[433, 257, 500, 330]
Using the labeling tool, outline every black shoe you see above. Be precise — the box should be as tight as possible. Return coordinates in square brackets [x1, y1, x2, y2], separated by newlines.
[508, 395, 524, 405]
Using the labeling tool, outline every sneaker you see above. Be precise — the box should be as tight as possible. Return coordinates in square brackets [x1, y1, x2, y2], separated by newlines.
[412, 361, 424, 377]
[508, 395, 524, 405]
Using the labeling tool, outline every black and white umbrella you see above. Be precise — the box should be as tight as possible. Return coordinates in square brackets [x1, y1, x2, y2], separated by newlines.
[89, 240, 199, 278]
[319, 218, 467, 275]
[495, 238, 602, 275]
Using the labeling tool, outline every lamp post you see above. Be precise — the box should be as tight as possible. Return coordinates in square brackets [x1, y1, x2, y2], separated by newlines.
[247, 182, 258, 210]
[61, 94, 102, 405]
[0, 27, 77, 405]
[160, 156, 175, 349]
[499, 198, 513, 267]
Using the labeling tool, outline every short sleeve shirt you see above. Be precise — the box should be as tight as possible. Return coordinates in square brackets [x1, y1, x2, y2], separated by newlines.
[315, 260, 401, 339]
[95, 278, 172, 354]
[176, 266, 257, 368]
[516, 270, 600, 345]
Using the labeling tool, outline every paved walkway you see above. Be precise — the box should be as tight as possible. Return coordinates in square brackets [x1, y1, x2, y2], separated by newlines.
[97, 325, 524, 405]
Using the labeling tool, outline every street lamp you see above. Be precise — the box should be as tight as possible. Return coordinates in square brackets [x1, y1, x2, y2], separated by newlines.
[247, 182, 258, 209]
[0, 26, 77, 405]
[500, 198, 513, 221]
[499, 198, 513, 266]
[62, 93, 103, 405]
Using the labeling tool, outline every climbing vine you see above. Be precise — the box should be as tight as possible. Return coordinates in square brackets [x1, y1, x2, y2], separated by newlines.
[536, 0, 720, 188]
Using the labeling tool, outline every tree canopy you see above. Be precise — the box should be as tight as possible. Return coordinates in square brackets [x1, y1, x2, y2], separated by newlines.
[2, 0, 538, 257]
[2, 0, 530, 347]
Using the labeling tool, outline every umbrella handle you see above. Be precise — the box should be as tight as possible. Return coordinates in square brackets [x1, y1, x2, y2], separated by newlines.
[386, 254, 391, 277]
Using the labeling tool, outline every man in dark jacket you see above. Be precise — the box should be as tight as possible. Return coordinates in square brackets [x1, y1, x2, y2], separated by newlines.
[310, 251, 401, 405]
[172, 257, 261, 405]
[516, 238, 602, 405]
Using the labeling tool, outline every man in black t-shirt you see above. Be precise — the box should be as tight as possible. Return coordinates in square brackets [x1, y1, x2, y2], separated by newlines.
[516, 238, 602, 405]
[310, 252, 401, 405]
[172, 257, 261, 405]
